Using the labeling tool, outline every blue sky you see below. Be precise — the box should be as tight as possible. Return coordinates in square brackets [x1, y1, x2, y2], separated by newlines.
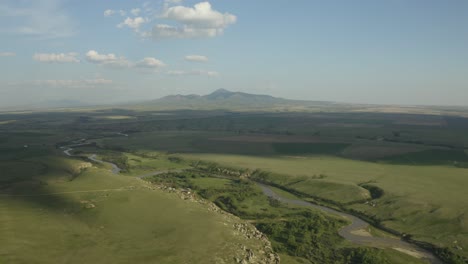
[1, 0, 468, 107]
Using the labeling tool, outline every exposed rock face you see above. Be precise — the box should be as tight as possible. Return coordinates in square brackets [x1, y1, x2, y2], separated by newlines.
[141, 179, 280, 264]
[233, 224, 280, 264]
[80, 200, 96, 209]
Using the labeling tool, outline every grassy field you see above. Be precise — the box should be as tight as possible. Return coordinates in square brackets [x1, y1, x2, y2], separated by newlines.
[2, 107, 468, 263]
[180, 153, 468, 258]
[0, 154, 267, 263]
[143, 166, 429, 264]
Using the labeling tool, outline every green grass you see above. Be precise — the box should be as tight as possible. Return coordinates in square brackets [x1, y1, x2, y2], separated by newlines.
[269, 186, 300, 200]
[279, 254, 312, 264]
[0, 120, 16, 125]
[382, 149, 468, 165]
[2, 108, 468, 262]
[272, 143, 349, 155]
[190, 177, 232, 189]
[0, 155, 265, 264]
[123, 152, 189, 176]
[381, 249, 431, 264]
[181, 153, 468, 258]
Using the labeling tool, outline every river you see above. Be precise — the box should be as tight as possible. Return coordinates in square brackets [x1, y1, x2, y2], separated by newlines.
[63, 143, 443, 264]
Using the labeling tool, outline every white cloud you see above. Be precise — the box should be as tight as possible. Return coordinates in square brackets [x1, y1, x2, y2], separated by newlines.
[145, 1, 236, 40]
[33, 52, 79, 63]
[131, 8, 141, 16]
[148, 24, 218, 39]
[32, 78, 113, 88]
[104, 9, 115, 17]
[103, 9, 126, 17]
[85, 50, 165, 71]
[185, 55, 208, 62]
[136, 57, 166, 68]
[0, 0, 75, 38]
[85, 50, 132, 68]
[167, 69, 218, 77]
[118, 17, 147, 31]
[162, 2, 236, 28]
[0, 52, 15, 57]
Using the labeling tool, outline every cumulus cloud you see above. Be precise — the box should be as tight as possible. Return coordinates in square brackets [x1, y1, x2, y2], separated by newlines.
[32, 78, 113, 88]
[85, 50, 165, 71]
[185, 55, 208, 62]
[118, 17, 147, 31]
[33, 52, 79, 63]
[135, 57, 166, 68]
[163, 2, 236, 28]
[145, 1, 236, 39]
[0, 52, 16, 57]
[167, 69, 218, 77]
[86, 50, 132, 68]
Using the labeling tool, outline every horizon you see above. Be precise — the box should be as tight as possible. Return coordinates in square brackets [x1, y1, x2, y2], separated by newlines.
[3, 88, 468, 112]
[1, 1, 468, 108]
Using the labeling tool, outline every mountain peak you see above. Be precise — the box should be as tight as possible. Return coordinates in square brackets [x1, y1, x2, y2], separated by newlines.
[204, 89, 235, 99]
[209, 88, 233, 95]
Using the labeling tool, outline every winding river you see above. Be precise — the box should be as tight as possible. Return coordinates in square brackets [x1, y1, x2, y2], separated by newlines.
[258, 184, 442, 264]
[63, 143, 443, 264]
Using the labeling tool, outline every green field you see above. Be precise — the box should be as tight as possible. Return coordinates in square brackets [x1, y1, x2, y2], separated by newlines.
[2, 107, 468, 263]
[0, 154, 270, 263]
[180, 153, 468, 259]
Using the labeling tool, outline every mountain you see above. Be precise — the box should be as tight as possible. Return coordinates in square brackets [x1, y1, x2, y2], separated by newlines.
[203, 88, 277, 101]
[157, 89, 279, 102]
[126, 89, 339, 112]
[140, 89, 301, 110]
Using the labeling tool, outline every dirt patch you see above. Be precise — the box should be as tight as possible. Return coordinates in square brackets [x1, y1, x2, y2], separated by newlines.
[392, 247, 425, 259]
[350, 228, 372, 237]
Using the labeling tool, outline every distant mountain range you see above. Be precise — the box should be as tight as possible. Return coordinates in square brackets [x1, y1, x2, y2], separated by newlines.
[137, 89, 333, 111]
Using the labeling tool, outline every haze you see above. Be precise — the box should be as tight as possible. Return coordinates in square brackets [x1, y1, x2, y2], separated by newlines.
[1, 0, 468, 108]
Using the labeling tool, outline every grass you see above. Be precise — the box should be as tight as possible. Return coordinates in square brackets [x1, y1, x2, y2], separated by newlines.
[122, 152, 189, 176]
[190, 177, 232, 189]
[181, 153, 468, 258]
[382, 149, 468, 165]
[2, 108, 468, 262]
[0, 120, 16, 125]
[269, 186, 300, 200]
[0, 155, 264, 263]
[146, 168, 429, 264]
[272, 142, 349, 155]
[98, 115, 134, 120]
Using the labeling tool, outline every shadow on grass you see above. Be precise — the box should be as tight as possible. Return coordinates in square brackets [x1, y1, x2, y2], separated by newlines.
[0, 158, 96, 216]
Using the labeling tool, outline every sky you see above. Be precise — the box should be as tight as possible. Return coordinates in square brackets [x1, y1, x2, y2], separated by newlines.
[1, 0, 468, 107]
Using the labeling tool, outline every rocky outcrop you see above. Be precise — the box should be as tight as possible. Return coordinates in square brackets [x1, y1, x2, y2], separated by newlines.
[141, 179, 280, 264]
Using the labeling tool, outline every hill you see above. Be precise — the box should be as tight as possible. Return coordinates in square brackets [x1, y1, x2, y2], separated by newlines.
[135, 89, 333, 111]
